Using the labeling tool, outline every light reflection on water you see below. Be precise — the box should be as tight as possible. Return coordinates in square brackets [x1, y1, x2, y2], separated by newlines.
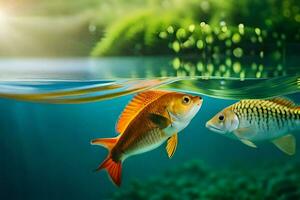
[0, 57, 299, 103]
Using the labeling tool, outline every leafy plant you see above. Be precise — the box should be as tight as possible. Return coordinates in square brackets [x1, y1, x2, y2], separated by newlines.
[91, 0, 300, 57]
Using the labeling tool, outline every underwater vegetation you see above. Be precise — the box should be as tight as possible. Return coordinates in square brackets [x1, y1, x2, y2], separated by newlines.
[92, 0, 300, 57]
[110, 160, 300, 200]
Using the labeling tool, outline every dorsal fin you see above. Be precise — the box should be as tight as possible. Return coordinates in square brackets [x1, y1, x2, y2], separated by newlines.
[267, 97, 295, 107]
[116, 90, 171, 134]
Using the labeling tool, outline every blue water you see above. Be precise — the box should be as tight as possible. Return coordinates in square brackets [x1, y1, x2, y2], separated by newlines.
[1, 94, 299, 199]
[0, 57, 299, 199]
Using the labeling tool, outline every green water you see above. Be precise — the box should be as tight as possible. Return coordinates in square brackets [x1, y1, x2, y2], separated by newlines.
[0, 56, 299, 200]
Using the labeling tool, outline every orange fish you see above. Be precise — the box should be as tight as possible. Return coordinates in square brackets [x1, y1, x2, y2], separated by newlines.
[91, 90, 202, 186]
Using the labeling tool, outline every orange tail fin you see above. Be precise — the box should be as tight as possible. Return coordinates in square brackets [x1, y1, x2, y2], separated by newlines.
[98, 157, 122, 186]
[90, 137, 122, 186]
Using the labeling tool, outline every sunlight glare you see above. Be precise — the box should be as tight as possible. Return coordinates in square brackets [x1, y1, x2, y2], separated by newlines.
[0, 9, 8, 22]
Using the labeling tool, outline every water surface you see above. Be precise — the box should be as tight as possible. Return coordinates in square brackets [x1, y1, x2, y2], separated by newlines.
[0, 56, 299, 200]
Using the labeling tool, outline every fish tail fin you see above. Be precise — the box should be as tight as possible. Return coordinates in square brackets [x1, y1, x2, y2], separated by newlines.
[90, 137, 118, 150]
[90, 137, 122, 186]
[97, 156, 122, 186]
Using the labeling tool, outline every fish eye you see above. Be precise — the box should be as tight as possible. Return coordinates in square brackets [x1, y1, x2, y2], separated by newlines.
[182, 96, 191, 105]
[218, 115, 224, 121]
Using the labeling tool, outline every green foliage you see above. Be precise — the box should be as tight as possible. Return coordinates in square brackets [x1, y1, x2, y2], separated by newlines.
[91, 0, 232, 56]
[1, 0, 299, 57]
[91, 8, 193, 56]
[229, 0, 300, 41]
[91, 10, 162, 56]
[91, 0, 300, 57]
[161, 23, 287, 59]
[111, 160, 300, 200]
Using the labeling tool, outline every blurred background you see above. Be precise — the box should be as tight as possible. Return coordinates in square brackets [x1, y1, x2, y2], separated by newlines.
[0, 0, 299, 58]
[0, 1, 300, 199]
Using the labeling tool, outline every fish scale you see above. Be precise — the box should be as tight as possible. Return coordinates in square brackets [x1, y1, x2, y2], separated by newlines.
[124, 128, 166, 156]
[232, 99, 299, 139]
[206, 97, 299, 156]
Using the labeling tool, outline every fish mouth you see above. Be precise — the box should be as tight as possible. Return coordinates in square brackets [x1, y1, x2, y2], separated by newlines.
[193, 96, 203, 106]
[205, 123, 226, 134]
[197, 100, 203, 106]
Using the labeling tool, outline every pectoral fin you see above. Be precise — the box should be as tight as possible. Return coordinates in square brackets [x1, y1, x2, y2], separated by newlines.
[234, 127, 253, 138]
[166, 133, 178, 158]
[272, 134, 296, 156]
[148, 113, 171, 129]
[234, 128, 257, 148]
[240, 139, 257, 148]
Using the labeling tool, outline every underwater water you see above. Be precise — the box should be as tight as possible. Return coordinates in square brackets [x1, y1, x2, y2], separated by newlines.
[0, 56, 300, 200]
